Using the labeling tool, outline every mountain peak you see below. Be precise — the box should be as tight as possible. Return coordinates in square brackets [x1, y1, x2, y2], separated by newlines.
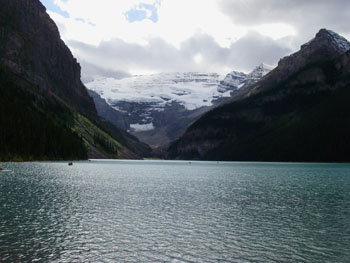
[256, 63, 274, 70]
[247, 63, 274, 79]
[301, 28, 350, 54]
[217, 64, 272, 95]
[317, 28, 343, 39]
[248, 29, 350, 96]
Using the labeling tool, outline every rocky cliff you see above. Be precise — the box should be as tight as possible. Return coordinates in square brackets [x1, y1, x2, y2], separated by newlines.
[0, 0, 152, 160]
[0, 0, 96, 116]
[250, 29, 350, 95]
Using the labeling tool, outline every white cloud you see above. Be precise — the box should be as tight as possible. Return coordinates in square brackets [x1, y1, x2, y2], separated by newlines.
[219, 0, 350, 43]
[68, 31, 291, 79]
[42, 0, 350, 78]
[252, 24, 297, 40]
[49, 0, 248, 48]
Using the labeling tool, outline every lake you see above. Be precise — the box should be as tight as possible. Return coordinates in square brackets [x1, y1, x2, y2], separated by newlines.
[0, 160, 349, 262]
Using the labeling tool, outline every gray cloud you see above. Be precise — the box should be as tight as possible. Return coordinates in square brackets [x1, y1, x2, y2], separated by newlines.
[70, 38, 192, 74]
[79, 60, 131, 83]
[69, 31, 293, 77]
[53, 0, 350, 81]
[180, 33, 230, 65]
[219, 0, 350, 43]
[226, 32, 292, 70]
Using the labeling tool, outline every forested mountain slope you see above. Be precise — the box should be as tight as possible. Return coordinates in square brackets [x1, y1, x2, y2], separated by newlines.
[168, 30, 350, 162]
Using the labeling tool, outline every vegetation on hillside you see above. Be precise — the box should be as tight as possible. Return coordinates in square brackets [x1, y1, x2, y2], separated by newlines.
[168, 58, 350, 162]
[0, 67, 87, 161]
[0, 66, 135, 161]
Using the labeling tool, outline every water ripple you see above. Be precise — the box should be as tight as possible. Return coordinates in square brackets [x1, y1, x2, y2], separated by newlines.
[0, 161, 350, 262]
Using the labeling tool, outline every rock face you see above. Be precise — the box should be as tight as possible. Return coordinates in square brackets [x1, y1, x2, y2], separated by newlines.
[88, 90, 129, 130]
[0, 0, 152, 160]
[0, 0, 96, 116]
[219, 63, 273, 95]
[250, 29, 350, 95]
[217, 71, 246, 93]
[337, 49, 350, 74]
[87, 67, 271, 148]
[168, 29, 350, 162]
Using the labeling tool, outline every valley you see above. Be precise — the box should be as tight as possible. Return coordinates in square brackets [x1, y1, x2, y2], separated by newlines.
[86, 65, 272, 148]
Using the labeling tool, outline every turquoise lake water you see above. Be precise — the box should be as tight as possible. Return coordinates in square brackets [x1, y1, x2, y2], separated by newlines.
[0, 160, 349, 262]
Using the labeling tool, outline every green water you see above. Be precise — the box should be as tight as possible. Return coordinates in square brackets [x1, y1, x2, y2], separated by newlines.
[0, 161, 349, 262]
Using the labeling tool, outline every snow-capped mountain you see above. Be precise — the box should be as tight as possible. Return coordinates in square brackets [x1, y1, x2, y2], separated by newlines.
[168, 29, 350, 161]
[301, 29, 350, 53]
[248, 29, 350, 96]
[87, 72, 224, 112]
[86, 66, 272, 148]
[218, 63, 273, 93]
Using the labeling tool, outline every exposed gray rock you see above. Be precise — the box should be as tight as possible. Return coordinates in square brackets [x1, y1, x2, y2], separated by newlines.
[250, 29, 350, 95]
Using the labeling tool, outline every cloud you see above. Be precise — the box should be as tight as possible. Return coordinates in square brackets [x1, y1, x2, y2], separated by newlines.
[225, 32, 292, 70]
[79, 60, 131, 83]
[219, 0, 350, 42]
[48, 0, 247, 48]
[68, 31, 292, 79]
[41, 0, 349, 79]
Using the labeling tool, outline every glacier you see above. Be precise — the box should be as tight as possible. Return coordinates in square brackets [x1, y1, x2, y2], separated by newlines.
[86, 72, 226, 111]
[86, 64, 273, 147]
[86, 64, 273, 113]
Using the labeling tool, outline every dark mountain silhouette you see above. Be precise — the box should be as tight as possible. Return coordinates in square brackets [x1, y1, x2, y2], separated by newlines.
[0, 0, 151, 160]
[168, 29, 350, 162]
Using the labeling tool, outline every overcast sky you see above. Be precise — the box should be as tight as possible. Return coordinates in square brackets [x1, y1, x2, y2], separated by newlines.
[40, 0, 350, 82]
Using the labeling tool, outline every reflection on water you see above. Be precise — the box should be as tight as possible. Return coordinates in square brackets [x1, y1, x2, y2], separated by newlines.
[0, 161, 350, 262]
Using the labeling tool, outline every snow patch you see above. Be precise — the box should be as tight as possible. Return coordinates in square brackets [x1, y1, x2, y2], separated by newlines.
[130, 122, 155, 132]
[86, 72, 225, 111]
[301, 29, 350, 53]
[218, 63, 273, 93]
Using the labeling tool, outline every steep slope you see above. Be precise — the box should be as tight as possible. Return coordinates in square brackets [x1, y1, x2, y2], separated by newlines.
[168, 30, 350, 162]
[250, 29, 350, 95]
[88, 90, 129, 131]
[0, 0, 151, 160]
[87, 67, 271, 148]
[0, 66, 87, 161]
[0, 0, 95, 116]
[0, 65, 147, 161]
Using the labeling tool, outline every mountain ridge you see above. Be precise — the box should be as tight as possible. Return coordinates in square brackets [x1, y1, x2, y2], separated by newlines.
[87, 65, 271, 148]
[249, 28, 350, 96]
[168, 29, 350, 162]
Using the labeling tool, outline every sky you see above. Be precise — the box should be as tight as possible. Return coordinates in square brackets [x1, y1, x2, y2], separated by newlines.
[39, 0, 350, 82]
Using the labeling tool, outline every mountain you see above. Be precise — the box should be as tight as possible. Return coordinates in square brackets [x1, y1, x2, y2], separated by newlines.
[88, 89, 129, 131]
[0, 0, 95, 117]
[249, 29, 350, 96]
[87, 67, 271, 148]
[0, 0, 151, 160]
[218, 63, 273, 94]
[168, 29, 350, 162]
[86, 72, 222, 148]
